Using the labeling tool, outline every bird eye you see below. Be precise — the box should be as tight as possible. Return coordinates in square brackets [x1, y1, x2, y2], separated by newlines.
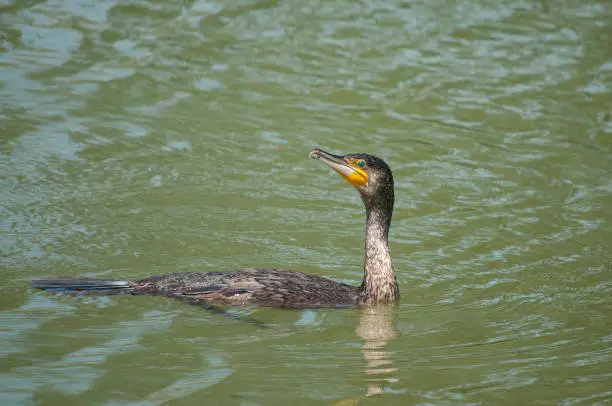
[357, 159, 366, 168]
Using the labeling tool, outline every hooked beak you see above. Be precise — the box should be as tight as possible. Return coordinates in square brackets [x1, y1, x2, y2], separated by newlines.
[309, 148, 368, 188]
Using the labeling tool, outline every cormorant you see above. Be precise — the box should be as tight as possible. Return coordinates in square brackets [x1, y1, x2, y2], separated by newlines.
[32, 149, 398, 308]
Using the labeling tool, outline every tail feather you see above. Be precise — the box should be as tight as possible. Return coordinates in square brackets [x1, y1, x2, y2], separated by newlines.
[32, 277, 134, 294]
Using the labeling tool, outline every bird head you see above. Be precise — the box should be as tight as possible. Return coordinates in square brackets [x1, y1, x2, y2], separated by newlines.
[309, 148, 394, 209]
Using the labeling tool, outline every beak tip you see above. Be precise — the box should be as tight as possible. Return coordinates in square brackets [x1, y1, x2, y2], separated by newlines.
[309, 149, 322, 160]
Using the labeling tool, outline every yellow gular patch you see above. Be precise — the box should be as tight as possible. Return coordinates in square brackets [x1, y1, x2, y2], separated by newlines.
[336, 158, 368, 187]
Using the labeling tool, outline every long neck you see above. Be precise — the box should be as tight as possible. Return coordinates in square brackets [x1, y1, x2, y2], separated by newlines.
[359, 204, 398, 303]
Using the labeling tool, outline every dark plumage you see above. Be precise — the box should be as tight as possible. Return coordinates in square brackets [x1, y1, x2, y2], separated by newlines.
[32, 149, 398, 309]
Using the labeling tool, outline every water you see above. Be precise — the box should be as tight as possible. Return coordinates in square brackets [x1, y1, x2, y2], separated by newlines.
[2, 0, 612, 404]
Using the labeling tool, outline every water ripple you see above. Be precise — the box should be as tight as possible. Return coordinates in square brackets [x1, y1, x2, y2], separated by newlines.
[2, 0, 612, 404]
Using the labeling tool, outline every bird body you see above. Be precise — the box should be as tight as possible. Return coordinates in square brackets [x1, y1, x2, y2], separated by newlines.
[32, 149, 398, 309]
[33, 269, 359, 308]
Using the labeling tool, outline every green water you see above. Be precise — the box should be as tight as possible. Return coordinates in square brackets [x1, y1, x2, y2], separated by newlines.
[2, 0, 612, 404]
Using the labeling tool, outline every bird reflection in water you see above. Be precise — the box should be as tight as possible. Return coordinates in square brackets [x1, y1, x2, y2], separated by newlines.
[358, 305, 399, 396]
[335, 305, 399, 405]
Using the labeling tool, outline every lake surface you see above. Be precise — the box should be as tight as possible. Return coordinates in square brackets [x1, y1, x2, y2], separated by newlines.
[2, 0, 612, 404]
